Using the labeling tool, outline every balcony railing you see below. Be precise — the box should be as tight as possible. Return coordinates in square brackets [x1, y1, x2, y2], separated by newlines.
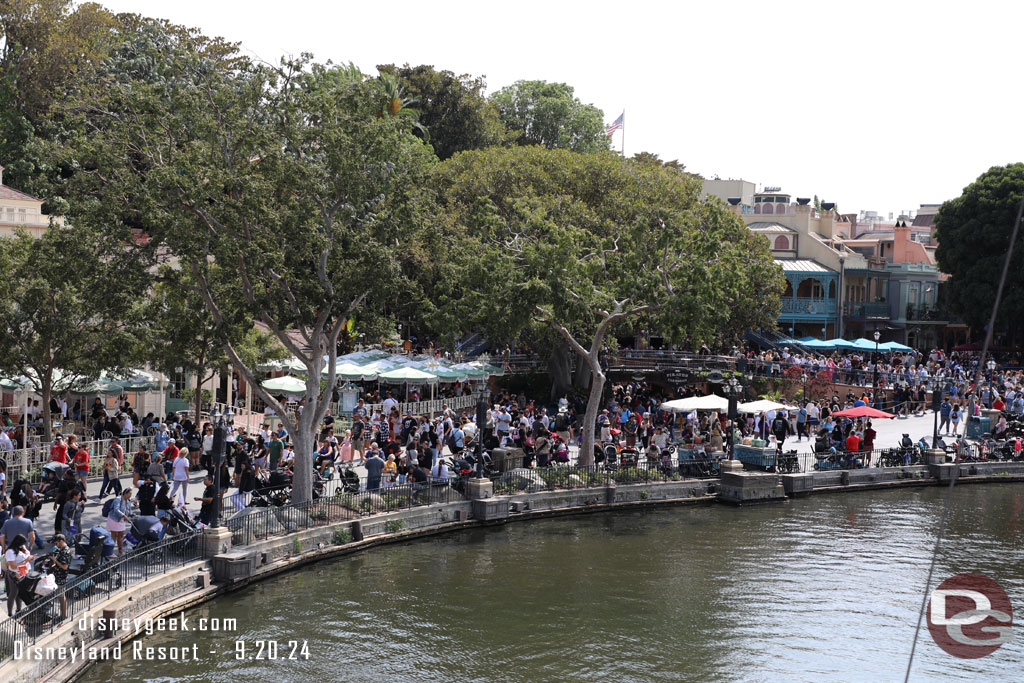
[843, 301, 890, 319]
[779, 297, 836, 316]
[906, 304, 951, 322]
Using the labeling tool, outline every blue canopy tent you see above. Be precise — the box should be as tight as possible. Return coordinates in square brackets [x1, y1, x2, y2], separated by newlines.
[824, 338, 860, 351]
[879, 341, 914, 352]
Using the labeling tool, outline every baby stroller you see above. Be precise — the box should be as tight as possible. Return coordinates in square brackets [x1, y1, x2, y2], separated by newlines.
[251, 470, 292, 507]
[128, 515, 163, 550]
[68, 526, 121, 593]
[550, 433, 570, 463]
[14, 570, 58, 626]
[338, 467, 361, 494]
[38, 463, 70, 503]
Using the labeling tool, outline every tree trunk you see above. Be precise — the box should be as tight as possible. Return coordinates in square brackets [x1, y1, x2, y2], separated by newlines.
[548, 341, 572, 401]
[193, 367, 204, 427]
[578, 355, 604, 467]
[573, 354, 591, 390]
[41, 377, 52, 447]
[291, 425, 314, 506]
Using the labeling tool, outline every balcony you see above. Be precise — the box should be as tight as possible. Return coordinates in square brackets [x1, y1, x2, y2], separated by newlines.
[843, 301, 890, 319]
[906, 305, 952, 323]
[779, 298, 836, 317]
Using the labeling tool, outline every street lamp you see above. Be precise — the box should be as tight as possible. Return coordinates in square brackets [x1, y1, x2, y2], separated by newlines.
[986, 359, 997, 408]
[873, 330, 881, 407]
[722, 377, 743, 459]
[801, 372, 808, 403]
[209, 405, 234, 528]
[472, 374, 488, 478]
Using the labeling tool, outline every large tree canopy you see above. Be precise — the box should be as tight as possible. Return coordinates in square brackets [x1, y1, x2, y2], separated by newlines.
[0, 223, 146, 444]
[377, 63, 510, 160]
[57, 22, 433, 503]
[935, 163, 1024, 335]
[489, 80, 610, 154]
[431, 146, 783, 461]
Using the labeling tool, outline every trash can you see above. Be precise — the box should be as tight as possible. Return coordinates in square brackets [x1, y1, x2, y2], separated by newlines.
[966, 416, 990, 440]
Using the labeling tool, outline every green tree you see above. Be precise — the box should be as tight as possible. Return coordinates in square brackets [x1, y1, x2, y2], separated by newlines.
[0, 224, 146, 445]
[432, 147, 783, 462]
[489, 80, 610, 154]
[377, 64, 510, 160]
[935, 163, 1024, 335]
[631, 151, 685, 171]
[0, 0, 116, 193]
[149, 267, 285, 424]
[60, 30, 432, 503]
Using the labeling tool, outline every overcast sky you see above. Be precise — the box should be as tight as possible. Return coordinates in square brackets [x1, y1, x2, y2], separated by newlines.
[101, 0, 1023, 218]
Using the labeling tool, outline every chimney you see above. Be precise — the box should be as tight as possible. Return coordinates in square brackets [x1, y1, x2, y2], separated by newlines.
[818, 203, 835, 238]
[893, 221, 911, 263]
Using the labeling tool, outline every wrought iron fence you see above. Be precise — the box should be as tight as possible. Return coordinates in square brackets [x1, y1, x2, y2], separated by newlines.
[227, 478, 463, 547]
[0, 530, 200, 662]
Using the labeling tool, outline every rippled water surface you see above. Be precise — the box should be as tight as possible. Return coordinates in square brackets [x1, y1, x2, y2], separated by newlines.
[83, 485, 1024, 682]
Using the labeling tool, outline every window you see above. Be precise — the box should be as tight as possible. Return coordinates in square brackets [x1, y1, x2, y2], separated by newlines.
[774, 235, 789, 250]
[168, 369, 187, 398]
[17, 208, 26, 224]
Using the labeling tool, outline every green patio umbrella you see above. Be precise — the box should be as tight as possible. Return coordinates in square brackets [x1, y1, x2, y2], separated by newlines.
[261, 375, 308, 395]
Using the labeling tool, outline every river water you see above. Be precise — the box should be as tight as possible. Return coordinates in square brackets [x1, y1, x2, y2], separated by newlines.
[83, 484, 1024, 682]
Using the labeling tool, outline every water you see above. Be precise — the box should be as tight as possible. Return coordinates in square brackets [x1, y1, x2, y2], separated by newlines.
[83, 485, 1024, 682]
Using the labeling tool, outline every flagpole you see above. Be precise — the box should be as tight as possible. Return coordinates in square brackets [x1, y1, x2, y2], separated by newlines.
[621, 110, 625, 157]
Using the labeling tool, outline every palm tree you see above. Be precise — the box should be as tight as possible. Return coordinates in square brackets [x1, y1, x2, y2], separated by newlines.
[377, 73, 428, 140]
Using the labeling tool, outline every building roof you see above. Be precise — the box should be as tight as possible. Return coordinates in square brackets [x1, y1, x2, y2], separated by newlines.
[748, 222, 796, 233]
[0, 184, 42, 202]
[774, 259, 834, 273]
[911, 213, 936, 228]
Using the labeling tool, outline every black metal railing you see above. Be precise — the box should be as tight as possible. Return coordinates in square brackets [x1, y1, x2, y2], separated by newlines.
[0, 530, 200, 662]
[227, 477, 463, 546]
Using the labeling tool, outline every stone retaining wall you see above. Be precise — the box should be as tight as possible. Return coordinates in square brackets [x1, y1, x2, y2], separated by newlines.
[6, 465, 1024, 683]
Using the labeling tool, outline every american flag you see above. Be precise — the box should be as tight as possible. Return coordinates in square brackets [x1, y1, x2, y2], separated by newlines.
[605, 111, 624, 136]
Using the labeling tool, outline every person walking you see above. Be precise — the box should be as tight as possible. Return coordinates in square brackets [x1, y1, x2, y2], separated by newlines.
[170, 448, 190, 505]
[939, 397, 952, 435]
[99, 449, 122, 499]
[107, 488, 132, 555]
[950, 404, 961, 437]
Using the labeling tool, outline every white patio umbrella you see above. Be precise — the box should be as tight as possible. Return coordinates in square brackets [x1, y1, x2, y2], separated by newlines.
[378, 366, 439, 401]
[260, 375, 307, 396]
[738, 399, 799, 413]
[660, 395, 729, 412]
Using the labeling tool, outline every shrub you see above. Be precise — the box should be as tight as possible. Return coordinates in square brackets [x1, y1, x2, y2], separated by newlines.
[292, 537, 303, 555]
[384, 519, 405, 534]
[332, 528, 352, 545]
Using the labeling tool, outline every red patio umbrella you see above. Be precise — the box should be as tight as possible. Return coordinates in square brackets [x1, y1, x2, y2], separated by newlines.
[831, 406, 896, 419]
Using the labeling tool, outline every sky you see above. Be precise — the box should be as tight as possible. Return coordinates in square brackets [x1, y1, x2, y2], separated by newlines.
[99, 0, 1024, 219]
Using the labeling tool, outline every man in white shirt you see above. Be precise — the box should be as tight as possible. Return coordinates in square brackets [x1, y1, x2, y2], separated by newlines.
[121, 414, 134, 434]
[0, 430, 12, 452]
[382, 393, 398, 410]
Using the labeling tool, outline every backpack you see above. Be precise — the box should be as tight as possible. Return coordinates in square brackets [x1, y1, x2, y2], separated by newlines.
[102, 497, 116, 517]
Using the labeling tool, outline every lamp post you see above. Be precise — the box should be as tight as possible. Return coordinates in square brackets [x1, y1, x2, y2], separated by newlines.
[986, 359, 997, 408]
[873, 330, 881, 408]
[722, 377, 743, 459]
[209, 405, 234, 528]
[472, 375, 488, 478]
[801, 372, 808, 404]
